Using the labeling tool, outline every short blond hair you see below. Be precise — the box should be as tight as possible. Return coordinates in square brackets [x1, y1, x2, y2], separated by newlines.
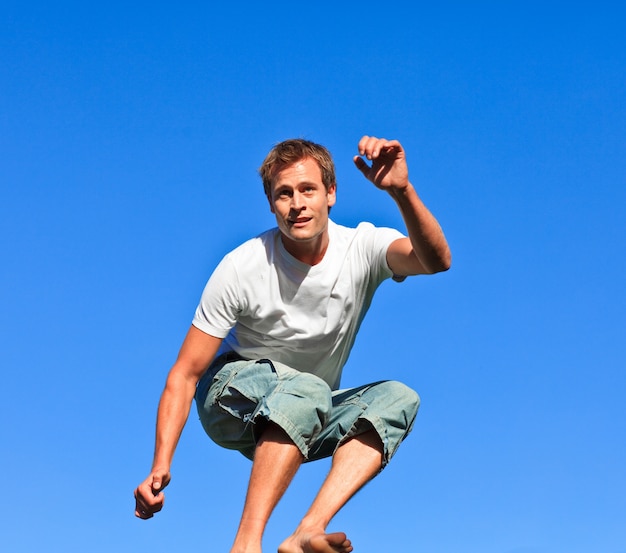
[259, 138, 336, 198]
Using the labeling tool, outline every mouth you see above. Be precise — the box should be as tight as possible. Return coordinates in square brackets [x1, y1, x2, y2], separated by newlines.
[288, 217, 312, 227]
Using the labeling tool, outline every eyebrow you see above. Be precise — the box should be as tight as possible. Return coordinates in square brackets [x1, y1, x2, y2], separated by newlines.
[274, 180, 320, 188]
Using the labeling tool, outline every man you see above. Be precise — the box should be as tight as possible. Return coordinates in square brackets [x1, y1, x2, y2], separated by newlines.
[134, 135, 451, 553]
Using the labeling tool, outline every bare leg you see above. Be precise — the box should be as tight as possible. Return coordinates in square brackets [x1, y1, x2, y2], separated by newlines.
[230, 423, 304, 553]
[278, 428, 384, 553]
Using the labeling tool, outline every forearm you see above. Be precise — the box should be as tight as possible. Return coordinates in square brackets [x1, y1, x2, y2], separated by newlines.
[135, 327, 221, 519]
[389, 183, 451, 274]
[151, 369, 198, 470]
[353, 136, 451, 274]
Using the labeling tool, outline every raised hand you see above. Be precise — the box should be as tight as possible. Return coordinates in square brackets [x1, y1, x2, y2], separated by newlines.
[353, 135, 410, 191]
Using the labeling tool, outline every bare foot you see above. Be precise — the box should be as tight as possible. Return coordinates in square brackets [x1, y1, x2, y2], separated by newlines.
[278, 530, 353, 553]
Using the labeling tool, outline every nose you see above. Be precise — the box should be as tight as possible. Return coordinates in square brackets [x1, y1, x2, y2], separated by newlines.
[290, 191, 305, 211]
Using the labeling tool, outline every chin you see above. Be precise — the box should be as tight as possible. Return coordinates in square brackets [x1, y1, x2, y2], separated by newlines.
[283, 228, 318, 242]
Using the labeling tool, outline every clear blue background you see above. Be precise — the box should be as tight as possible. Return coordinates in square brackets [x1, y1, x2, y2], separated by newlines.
[2, 2, 624, 552]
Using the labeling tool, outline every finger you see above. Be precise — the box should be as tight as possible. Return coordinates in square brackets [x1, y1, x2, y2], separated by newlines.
[151, 469, 171, 494]
[134, 496, 154, 519]
[371, 137, 390, 159]
[352, 155, 370, 177]
[357, 135, 372, 156]
[134, 489, 151, 518]
[152, 476, 162, 493]
[361, 136, 389, 159]
[135, 495, 163, 519]
[135, 506, 154, 519]
[357, 136, 402, 159]
[362, 136, 383, 159]
[135, 483, 165, 514]
[378, 139, 402, 157]
[357, 135, 381, 158]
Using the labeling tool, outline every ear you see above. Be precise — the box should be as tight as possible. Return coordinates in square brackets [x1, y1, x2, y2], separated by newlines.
[327, 183, 337, 207]
[267, 193, 275, 214]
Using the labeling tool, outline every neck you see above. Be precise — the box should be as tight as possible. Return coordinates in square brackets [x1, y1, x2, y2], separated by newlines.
[280, 232, 329, 266]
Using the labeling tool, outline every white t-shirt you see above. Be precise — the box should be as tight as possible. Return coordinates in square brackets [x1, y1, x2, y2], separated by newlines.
[192, 219, 404, 389]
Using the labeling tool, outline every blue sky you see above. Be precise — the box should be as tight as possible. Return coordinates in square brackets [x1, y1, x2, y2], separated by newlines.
[2, 2, 625, 552]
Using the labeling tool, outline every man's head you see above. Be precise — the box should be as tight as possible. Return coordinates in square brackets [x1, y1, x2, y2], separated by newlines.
[259, 139, 337, 264]
[259, 138, 336, 199]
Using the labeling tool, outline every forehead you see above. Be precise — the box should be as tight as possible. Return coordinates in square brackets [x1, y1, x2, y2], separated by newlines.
[273, 157, 323, 186]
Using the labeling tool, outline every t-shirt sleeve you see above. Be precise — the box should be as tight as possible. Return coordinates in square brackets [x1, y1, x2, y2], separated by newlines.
[192, 255, 241, 338]
[360, 223, 406, 283]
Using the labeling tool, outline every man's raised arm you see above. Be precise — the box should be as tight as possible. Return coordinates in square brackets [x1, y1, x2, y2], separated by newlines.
[134, 325, 222, 519]
[353, 135, 451, 277]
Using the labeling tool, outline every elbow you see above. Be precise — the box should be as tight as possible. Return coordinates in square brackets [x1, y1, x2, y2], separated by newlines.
[430, 262, 451, 275]
[440, 250, 452, 272]
[426, 250, 452, 274]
